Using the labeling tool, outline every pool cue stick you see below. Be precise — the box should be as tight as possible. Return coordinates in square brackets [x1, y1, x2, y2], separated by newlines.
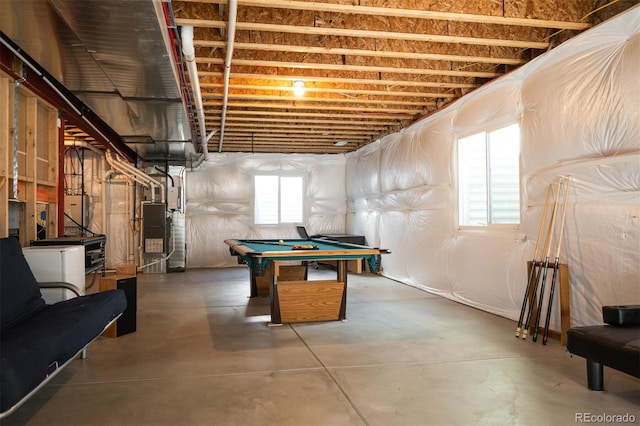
[543, 177, 571, 345]
[522, 177, 563, 340]
[516, 184, 553, 338]
[244, 240, 318, 250]
[244, 240, 297, 247]
[533, 177, 566, 342]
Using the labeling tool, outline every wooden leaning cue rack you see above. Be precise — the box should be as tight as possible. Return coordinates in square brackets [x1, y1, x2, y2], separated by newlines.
[516, 177, 572, 345]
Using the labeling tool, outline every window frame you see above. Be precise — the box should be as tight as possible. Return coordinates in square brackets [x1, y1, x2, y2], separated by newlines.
[456, 121, 522, 231]
[252, 172, 306, 226]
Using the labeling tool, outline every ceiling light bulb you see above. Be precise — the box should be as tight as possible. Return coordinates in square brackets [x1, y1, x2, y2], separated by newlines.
[333, 140, 348, 146]
[293, 80, 305, 97]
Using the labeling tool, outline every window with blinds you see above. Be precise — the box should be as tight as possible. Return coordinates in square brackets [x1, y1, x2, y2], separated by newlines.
[254, 175, 304, 225]
[458, 123, 520, 226]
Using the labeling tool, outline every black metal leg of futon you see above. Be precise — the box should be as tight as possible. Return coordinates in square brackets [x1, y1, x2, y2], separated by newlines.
[586, 358, 604, 391]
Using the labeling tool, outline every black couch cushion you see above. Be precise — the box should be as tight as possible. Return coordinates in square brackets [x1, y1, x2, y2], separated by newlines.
[566, 325, 640, 379]
[0, 238, 46, 332]
[0, 290, 127, 413]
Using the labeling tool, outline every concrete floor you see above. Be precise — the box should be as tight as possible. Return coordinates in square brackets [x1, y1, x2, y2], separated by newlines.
[3, 267, 639, 426]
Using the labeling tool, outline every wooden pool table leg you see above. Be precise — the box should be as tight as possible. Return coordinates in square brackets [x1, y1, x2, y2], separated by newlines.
[269, 261, 283, 325]
[249, 271, 258, 298]
[337, 260, 348, 320]
[270, 288, 282, 325]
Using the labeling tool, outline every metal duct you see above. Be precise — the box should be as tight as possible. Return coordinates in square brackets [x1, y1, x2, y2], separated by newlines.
[1, 0, 195, 162]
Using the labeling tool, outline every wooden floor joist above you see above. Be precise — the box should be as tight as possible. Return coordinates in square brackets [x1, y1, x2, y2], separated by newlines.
[171, 0, 606, 154]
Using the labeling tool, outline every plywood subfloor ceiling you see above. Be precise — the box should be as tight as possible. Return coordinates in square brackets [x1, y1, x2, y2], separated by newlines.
[169, 0, 630, 155]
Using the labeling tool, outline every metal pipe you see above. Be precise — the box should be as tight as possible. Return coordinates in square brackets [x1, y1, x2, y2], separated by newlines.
[218, 0, 238, 152]
[181, 26, 209, 161]
[12, 79, 22, 199]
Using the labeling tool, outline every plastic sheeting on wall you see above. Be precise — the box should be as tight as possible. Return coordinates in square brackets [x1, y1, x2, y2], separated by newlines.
[63, 147, 131, 269]
[185, 153, 347, 268]
[346, 7, 640, 328]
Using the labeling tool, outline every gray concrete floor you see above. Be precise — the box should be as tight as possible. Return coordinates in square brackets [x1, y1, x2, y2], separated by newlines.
[3, 268, 639, 426]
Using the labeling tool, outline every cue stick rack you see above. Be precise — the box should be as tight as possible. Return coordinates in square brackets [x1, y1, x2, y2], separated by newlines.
[525, 261, 571, 345]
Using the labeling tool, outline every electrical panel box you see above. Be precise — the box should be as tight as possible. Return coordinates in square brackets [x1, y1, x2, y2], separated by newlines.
[64, 195, 90, 226]
[167, 187, 182, 210]
[8, 200, 24, 238]
[142, 203, 167, 253]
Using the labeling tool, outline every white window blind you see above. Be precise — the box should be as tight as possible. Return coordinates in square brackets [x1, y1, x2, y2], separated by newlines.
[254, 175, 304, 225]
[280, 176, 303, 223]
[458, 132, 488, 226]
[458, 123, 520, 226]
[254, 175, 279, 225]
[488, 124, 520, 224]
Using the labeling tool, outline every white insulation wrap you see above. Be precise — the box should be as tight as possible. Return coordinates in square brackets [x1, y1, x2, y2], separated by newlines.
[346, 7, 640, 328]
[184, 8, 639, 329]
[186, 153, 347, 268]
[63, 146, 131, 269]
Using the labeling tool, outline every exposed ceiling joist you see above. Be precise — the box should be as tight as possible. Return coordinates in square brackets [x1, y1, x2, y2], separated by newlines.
[180, 0, 592, 30]
[177, 18, 551, 49]
[168, 0, 619, 154]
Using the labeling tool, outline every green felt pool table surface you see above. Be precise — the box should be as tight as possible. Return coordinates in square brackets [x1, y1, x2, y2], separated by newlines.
[225, 238, 383, 259]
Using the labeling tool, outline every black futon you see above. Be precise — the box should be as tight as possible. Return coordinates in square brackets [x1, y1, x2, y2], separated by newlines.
[0, 237, 127, 418]
[566, 305, 640, 391]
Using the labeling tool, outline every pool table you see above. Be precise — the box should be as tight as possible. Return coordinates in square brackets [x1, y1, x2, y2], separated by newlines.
[224, 238, 389, 324]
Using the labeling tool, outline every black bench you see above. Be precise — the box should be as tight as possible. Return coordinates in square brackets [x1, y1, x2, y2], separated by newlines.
[0, 237, 126, 418]
[566, 305, 640, 391]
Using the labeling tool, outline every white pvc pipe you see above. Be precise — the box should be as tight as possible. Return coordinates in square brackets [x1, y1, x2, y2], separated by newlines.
[103, 169, 118, 239]
[126, 180, 132, 263]
[105, 152, 151, 192]
[181, 26, 209, 161]
[105, 151, 165, 203]
[218, 0, 238, 152]
[64, 139, 102, 156]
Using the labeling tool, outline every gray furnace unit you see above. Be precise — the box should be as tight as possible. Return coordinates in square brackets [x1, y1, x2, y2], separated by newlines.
[142, 203, 167, 254]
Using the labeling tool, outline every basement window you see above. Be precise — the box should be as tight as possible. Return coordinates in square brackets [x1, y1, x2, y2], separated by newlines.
[457, 123, 521, 227]
[254, 175, 304, 225]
